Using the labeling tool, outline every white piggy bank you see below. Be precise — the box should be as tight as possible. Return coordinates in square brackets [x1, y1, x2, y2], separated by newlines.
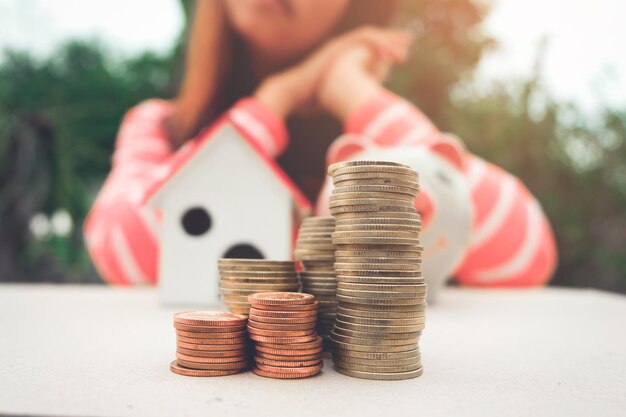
[318, 135, 473, 302]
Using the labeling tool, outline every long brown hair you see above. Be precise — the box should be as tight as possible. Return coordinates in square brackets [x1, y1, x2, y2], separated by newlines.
[171, 0, 400, 200]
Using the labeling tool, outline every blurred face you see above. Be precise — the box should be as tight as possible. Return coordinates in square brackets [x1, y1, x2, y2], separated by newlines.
[224, 0, 350, 64]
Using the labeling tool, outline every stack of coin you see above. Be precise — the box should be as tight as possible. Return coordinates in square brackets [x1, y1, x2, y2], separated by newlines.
[294, 216, 337, 348]
[171, 311, 249, 377]
[248, 292, 324, 379]
[327, 160, 426, 381]
[219, 259, 300, 315]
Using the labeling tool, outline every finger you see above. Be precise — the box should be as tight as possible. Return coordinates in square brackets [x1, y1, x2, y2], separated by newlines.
[337, 27, 410, 65]
[362, 30, 411, 59]
[364, 37, 409, 63]
[385, 30, 414, 45]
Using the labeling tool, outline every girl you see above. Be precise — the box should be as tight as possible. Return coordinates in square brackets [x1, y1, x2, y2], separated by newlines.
[84, 0, 556, 286]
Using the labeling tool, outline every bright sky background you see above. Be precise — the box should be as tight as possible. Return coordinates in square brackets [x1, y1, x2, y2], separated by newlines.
[1, 0, 623, 111]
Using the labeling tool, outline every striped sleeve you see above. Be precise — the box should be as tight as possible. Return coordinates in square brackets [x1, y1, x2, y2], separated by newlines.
[454, 155, 557, 286]
[345, 92, 440, 147]
[228, 98, 289, 157]
[83, 100, 173, 285]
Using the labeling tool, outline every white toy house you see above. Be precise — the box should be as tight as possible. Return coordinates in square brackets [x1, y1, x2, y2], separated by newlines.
[145, 122, 310, 306]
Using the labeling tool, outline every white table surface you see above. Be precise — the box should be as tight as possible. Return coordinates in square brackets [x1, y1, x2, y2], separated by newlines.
[1, 284, 625, 417]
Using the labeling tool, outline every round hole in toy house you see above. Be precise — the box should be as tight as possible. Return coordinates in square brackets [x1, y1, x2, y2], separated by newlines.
[181, 207, 212, 236]
[222, 244, 264, 259]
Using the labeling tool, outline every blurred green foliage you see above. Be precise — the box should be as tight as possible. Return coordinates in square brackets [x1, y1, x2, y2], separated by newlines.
[0, 0, 624, 291]
[0, 42, 176, 282]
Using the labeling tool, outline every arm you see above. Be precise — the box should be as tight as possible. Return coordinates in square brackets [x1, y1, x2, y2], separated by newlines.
[318, 45, 440, 153]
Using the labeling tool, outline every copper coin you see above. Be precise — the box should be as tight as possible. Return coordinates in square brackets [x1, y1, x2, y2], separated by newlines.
[177, 341, 248, 351]
[256, 362, 324, 374]
[247, 328, 315, 338]
[173, 311, 247, 327]
[250, 310, 319, 324]
[248, 321, 316, 332]
[255, 345, 323, 356]
[252, 367, 321, 379]
[248, 317, 318, 327]
[170, 361, 244, 377]
[249, 334, 318, 344]
[177, 335, 247, 345]
[255, 351, 321, 362]
[247, 321, 317, 332]
[176, 359, 248, 371]
[174, 323, 246, 333]
[249, 308, 318, 318]
[251, 300, 319, 311]
[176, 352, 248, 364]
[177, 347, 248, 358]
[175, 330, 247, 339]
[248, 292, 315, 306]
[248, 314, 317, 325]
[255, 335, 323, 350]
[254, 356, 321, 367]
[173, 323, 246, 333]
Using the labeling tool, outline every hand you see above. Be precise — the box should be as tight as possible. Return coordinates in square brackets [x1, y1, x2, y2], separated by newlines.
[318, 40, 410, 120]
[254, 26, 412, 118]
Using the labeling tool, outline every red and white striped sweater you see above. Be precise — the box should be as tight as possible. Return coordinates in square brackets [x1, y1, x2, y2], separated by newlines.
[84, 94, 557, 286]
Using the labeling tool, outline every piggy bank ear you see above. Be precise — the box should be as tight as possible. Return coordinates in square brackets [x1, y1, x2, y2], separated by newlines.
[326, 134, 369, 167]
[429, 134, 466, 171]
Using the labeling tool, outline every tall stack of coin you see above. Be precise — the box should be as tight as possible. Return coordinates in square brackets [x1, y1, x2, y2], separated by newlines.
[219, 259, 300, 315]
[248, 292, 324, 379]
[327, 160, 426, 381]
[294, 216, 337, 348]
[171, 311, 249, 377]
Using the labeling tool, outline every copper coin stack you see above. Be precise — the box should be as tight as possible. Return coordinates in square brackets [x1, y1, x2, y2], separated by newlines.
[294, 216, 337, 349]
[327, 160, 426, 381]
[171, 311, 249, 377]
[248, 292, 324, 379]
[219, 259, 300, 315]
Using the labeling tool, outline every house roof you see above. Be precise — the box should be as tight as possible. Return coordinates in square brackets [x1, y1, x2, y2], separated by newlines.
[143, 118, 311, 214]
